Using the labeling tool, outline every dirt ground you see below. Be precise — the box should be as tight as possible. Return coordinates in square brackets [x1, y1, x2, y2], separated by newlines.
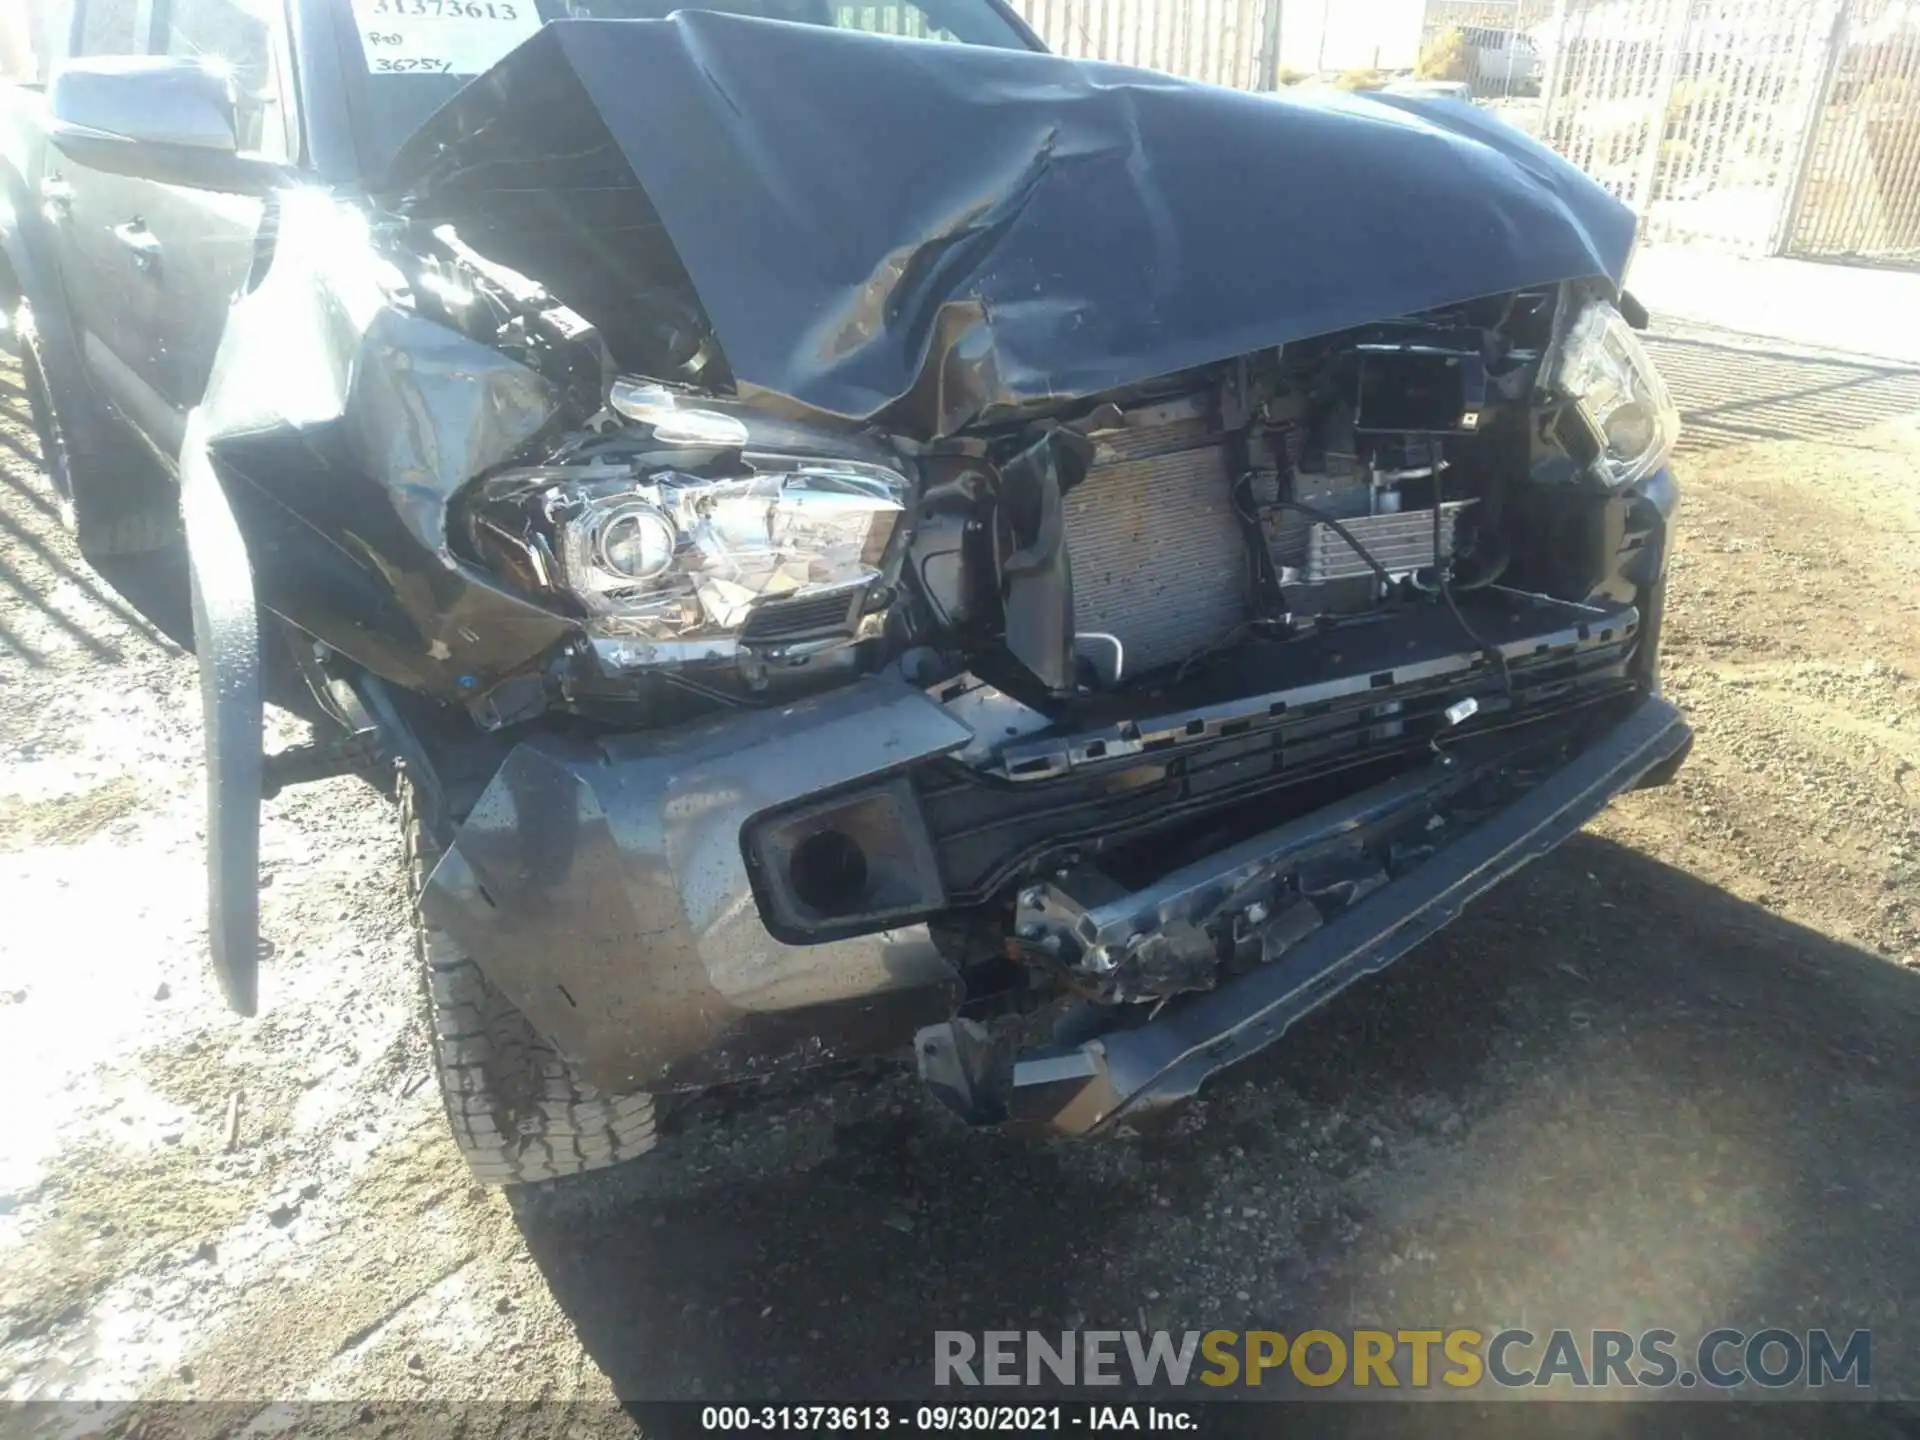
[2, 310, 1919, 1423]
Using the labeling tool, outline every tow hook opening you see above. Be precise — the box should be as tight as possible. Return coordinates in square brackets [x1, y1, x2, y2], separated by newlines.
[788, 828, 870, 917]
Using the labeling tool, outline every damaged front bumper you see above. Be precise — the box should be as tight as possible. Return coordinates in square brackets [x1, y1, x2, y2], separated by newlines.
[918, 692, 1690, 1135]
[418, 648, 1689, 1113]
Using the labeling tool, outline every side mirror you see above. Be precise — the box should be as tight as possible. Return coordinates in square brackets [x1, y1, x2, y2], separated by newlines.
[48, 56, 287, 195]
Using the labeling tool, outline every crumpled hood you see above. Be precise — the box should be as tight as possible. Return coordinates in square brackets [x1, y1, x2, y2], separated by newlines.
[390, 12, 1635, 437]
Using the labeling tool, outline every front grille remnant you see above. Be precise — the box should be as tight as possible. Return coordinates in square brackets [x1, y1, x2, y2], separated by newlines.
[1064, 417, 1247, 676]
[739, 585, 862, 641]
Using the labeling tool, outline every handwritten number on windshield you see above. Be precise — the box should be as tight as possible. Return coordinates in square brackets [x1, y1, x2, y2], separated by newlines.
[370, 1, 520, 18]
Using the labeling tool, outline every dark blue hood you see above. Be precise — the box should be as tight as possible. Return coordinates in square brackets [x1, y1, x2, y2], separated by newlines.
[391, 13, 1635, 437]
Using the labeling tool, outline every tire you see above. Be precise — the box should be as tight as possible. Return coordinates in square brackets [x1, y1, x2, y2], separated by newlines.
[14, 301, 180, 557]
[400, 772, 659, 1185]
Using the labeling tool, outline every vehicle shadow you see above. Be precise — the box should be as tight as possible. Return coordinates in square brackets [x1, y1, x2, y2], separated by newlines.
[509, 830, 1920, 1402]
[0, 341, 191, 661]
[1643, 329, 1920, 455]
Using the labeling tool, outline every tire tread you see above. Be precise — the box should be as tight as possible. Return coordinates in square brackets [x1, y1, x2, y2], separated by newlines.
[401, 774, 656, 1186]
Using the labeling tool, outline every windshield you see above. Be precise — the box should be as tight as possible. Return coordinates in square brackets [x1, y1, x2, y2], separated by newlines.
[336, 0, 1037, 178]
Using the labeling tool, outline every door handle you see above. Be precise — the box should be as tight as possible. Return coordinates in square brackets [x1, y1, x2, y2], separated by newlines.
[39, 174, 73, 220]
[112, 221, 162, 273]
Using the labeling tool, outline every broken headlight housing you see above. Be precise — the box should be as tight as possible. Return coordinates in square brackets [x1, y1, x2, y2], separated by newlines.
[1550, 298, 1680, 490]
[571, 463, 906, 644]
[477, 457, 910, 654]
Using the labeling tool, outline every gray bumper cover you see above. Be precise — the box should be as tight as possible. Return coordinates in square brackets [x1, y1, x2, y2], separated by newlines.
[419, 675, 971, 1093]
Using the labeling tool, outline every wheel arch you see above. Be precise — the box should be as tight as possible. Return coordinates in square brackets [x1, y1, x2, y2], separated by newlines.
[182, 414, 264, 1015]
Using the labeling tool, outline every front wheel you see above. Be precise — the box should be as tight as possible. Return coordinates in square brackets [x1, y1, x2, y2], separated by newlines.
[400, 774, 658, 1184]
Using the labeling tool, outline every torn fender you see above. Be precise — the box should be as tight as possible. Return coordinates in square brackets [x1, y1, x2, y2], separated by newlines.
[186, 192, 580, 1010]
[191, 189, 575, 704]
[389, 13, 1638, 437]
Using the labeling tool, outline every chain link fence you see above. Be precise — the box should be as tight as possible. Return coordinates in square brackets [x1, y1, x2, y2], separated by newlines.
[1008, 0, 1276, 88]
[1537, 0, 1837, 252]
[1785, 0, 1920, 262]
[1419, 0, 1556, 97]
[1536, 0, 1920, 262]
[1006, 0, 1920, 266]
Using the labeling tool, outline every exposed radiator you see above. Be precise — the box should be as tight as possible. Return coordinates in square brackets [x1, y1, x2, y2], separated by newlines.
[1064, 416, 1248, 676]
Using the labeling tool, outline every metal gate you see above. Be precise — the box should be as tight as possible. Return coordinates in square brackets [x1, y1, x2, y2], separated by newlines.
[1420, 0, 1557, 98]
[1537, 0, 1836, 253]
[1007, 0, 1276, 89]
[1536, 0, 1920, 263]
[860, 0, 1920, 266]
[1785, 0, 1920, 262]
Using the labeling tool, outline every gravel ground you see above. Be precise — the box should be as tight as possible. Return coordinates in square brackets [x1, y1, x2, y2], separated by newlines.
[2, 316, 1919, 1422]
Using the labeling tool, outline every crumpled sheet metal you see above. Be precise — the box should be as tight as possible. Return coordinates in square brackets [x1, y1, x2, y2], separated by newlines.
[194, 190, 573, 698]
[391, 12, 1637, 438]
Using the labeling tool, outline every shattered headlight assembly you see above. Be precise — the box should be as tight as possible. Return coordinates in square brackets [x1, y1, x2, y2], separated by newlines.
[490, 458, 911, 654]
[1550, 298, 1680, 490]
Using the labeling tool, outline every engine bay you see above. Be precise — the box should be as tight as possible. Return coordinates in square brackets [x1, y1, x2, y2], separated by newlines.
[942, 293, 1553, 700]
[447, 274, 1632, 738]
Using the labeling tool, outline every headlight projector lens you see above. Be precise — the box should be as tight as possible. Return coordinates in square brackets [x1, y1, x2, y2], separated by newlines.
[596, 506, 676, 581]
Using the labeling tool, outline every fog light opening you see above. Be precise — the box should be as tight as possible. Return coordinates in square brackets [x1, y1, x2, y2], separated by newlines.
[788, 829, 869, 917]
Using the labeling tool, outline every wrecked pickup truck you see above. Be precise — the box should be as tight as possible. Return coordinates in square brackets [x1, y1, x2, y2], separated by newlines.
[1, 0, 1689, 1183]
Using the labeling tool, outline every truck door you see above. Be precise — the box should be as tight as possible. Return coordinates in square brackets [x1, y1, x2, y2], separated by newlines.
[136, 0, 291, 442]
[38, 0, 172, 447]
[43, 0, 287, 460]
